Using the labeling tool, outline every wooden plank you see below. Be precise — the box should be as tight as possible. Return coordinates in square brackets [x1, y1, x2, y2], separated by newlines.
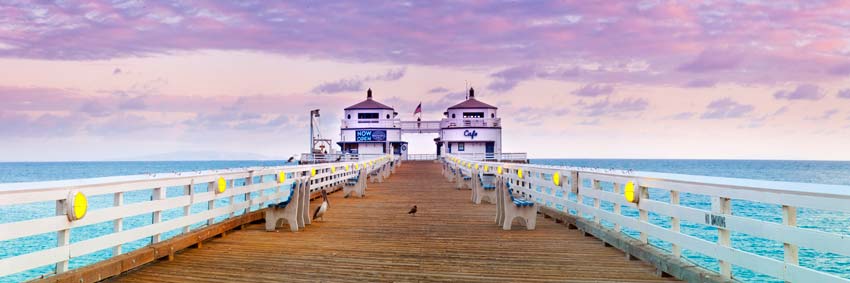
[103, 161, 676, 283]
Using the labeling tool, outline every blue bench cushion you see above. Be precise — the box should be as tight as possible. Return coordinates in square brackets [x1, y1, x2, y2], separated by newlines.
[483, 185, 496, 190]
[463, 176, 472, 180]
[269, 183, 297, 208]
[507, 188, 534, 207]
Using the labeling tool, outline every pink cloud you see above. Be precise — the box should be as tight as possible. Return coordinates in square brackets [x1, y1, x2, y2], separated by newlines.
[0, 1, 848, 86]
[773, 84, 826, 101]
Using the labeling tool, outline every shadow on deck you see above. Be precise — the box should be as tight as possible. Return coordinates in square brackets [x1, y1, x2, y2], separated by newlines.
[109, 161, 678, 282]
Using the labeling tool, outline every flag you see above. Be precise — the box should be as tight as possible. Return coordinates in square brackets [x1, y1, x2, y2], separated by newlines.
[414, 102, 422, 115]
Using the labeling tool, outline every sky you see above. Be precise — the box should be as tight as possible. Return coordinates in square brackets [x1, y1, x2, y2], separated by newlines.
[1, 1, 850, 161]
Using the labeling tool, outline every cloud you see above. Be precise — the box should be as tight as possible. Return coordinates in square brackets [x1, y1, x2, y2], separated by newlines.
[428, 87, 449, 93]
[1, 2, 849, 85]
[312, 79, 364, 94]
[571, 84, 614, 97]
[773, 84, 825, 101]
[579, 97, 649, 117]
[701, 98, 754, 119]
[487, 65, 537, 92]
[838, 89, 850, 99]
[677, 49, 743, 73]
[828, 63, 850, 76]
[805, 109, 839, 121]
[667, 112, 695, 120]
[313, 67, 406, 94]
[683, 79, 717, 88]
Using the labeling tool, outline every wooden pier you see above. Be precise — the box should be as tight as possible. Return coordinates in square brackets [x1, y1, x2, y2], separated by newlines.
[107, 161, 676, 282]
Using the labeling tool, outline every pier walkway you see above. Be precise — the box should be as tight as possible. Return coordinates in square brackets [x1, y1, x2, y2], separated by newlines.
[109, 161, 675, 282]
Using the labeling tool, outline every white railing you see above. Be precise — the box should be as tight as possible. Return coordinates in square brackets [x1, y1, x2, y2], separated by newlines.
[445, 154, 850, 282]
[399, 120, 441, 133]
[406, 154, 438, 161]
[451, 152, 527, 162]
[299, 153, 387, 163]
[340, 118, 501, 131]
[0, 155, 398, 281]
[441, 118, 500, 128]
[340, 119, 400, 129]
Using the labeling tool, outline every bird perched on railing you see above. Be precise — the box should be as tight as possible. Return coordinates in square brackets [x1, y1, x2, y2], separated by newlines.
[287, 155, 296, 163]
[313, 190, 329, 221]
[408, 205, 417, 216]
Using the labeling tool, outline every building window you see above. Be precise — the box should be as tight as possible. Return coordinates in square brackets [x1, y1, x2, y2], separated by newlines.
[386, 114, 390, 119]
[358, 113, 379, 119]
[491, 113, 495, 118]
[452, 113, 456, 118]
[458, 143, 465, 151]
[463, 112, 484, 118]
[347, 114, 351, 119]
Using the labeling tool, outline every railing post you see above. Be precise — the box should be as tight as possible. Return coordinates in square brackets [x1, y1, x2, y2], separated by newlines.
[55, 199, 70, 273]
[152, 187, 166, 243]
[783, 205, 799, 279]
[638, 185, 649, 244]
[113, 192, 124, 256]
[244, 172, 254, 214]
[207, 181, 215, 226]
[592, 180, 601, 224]
[670, 190, 681, 258]
[612, 182, 621, 232]
[712, 196, 732, 279]
[183, 183, 192, 234]
[228, 179, 236, 218]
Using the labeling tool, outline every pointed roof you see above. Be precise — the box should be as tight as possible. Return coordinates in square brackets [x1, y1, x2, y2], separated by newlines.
[344, 89, 394, 110]
[447, 88, 497, 110]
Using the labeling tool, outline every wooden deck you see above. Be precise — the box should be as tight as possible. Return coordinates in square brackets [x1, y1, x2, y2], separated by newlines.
[109, 161, 678, 282]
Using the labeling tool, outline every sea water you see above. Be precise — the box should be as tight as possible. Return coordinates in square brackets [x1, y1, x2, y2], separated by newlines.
[1, 159, 849, 282]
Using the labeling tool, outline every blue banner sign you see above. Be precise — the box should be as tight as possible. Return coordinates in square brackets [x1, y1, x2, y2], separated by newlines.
[356, 130, 387, 141]
[463, 130, 478, 140]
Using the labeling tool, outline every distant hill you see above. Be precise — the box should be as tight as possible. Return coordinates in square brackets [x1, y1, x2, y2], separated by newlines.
[112, 150, 276, 161]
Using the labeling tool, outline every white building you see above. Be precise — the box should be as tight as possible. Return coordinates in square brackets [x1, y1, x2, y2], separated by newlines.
[437, 88, 501, 158]
[337, 87, 503, 160]
[337, 89, 408, 158]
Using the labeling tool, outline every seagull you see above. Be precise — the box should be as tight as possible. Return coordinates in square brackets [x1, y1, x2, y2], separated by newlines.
[287, 155, 296, 163]
[312, 190, 329, 221]
[408, 205, 417, 216]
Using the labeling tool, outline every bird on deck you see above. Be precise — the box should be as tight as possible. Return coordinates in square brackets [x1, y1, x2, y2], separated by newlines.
[408, 205, 417, 216]
[313, 190, 329, 221]
[287, 155, 296, 163]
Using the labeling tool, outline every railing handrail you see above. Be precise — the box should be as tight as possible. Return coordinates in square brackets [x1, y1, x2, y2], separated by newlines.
[445, 154, 850, 282]
[0, 155, 399, 281]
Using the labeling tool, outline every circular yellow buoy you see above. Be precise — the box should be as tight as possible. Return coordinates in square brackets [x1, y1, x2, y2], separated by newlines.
[497, 166, 503, 175]
[518, 169, 524, 179]
[66, 191, 88, 221]
[217, 177, 227, 193]
[311, 168, 317, 177]
[278, 171, 286, 183]
[331, 166, 337, 174]
[553, 172, 561, 186]
[346, 165, 350, 171]
[624, 181, 637, 203]
[484, 165, 489, 172]
[474, 164, 480, 170]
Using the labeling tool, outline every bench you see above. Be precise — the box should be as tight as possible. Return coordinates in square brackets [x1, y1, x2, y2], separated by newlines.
[495, 176, 536, 230]
[344, 168, 367, 198]
[265, 177, 312, 232]
[455, 167, 472, 190]
[369, 164, 384, 183]
[471, 172, 497, 205]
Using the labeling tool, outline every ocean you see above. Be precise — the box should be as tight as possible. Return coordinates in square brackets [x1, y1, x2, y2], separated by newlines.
[1, 159, 849, 282]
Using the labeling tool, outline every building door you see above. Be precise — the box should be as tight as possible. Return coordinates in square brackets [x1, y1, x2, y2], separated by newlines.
[485, 142, 495, 159]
